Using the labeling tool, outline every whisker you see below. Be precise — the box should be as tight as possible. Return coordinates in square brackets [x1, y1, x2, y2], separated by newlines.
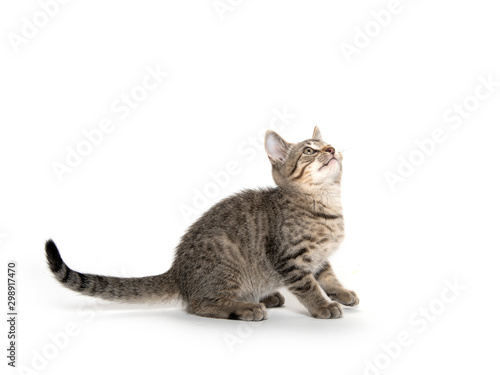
[338, 145, 357, 153]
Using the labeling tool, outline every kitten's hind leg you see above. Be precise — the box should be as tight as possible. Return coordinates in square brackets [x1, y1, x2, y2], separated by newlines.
[188, 299, 268, 321]
[260, 292, 285, 308]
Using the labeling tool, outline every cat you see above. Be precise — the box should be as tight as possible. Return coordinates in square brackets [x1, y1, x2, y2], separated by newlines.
[45, 127, 359, 320]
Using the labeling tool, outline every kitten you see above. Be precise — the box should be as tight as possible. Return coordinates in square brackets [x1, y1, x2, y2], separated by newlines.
[46, 127, 359, 320]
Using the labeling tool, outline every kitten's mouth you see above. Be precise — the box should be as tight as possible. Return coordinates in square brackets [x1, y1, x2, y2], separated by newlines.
[319, 156, 336, 170]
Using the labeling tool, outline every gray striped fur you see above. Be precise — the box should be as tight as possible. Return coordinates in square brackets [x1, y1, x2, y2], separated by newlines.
[46, 127, 358, 320]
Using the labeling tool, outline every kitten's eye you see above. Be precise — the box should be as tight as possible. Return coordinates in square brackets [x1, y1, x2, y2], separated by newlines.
[303, 147, 316, 155]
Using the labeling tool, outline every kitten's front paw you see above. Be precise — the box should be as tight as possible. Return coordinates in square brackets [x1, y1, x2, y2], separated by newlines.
[310, 302, 343, 319]
[328, 289, 359, 307]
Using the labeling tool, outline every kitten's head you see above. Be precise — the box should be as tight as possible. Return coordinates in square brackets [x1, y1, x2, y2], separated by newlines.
[265, 127, 343, 191]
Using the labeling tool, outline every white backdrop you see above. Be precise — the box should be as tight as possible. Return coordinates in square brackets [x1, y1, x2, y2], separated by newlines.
[1, 1, 499, 374]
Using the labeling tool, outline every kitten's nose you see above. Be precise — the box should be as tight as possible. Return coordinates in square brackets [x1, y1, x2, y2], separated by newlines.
[324, 146, 335, 154]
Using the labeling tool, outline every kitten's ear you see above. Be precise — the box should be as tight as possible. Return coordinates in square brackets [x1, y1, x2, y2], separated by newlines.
[265, 131, 291, 164]
[312, 126, 323, 141]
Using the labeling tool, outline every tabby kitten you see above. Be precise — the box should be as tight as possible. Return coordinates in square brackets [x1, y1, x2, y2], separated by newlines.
[46, 127, 359, 320]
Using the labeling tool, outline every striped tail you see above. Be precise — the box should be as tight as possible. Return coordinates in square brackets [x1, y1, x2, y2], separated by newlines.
[45, 239, 179, 303]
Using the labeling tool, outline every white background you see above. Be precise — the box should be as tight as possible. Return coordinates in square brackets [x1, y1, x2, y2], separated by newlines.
[1, 1, 500, 374]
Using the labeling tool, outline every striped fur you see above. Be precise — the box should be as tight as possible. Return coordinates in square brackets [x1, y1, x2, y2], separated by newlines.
[46, 127, 358, 320]
[45, 240, 178, 303]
